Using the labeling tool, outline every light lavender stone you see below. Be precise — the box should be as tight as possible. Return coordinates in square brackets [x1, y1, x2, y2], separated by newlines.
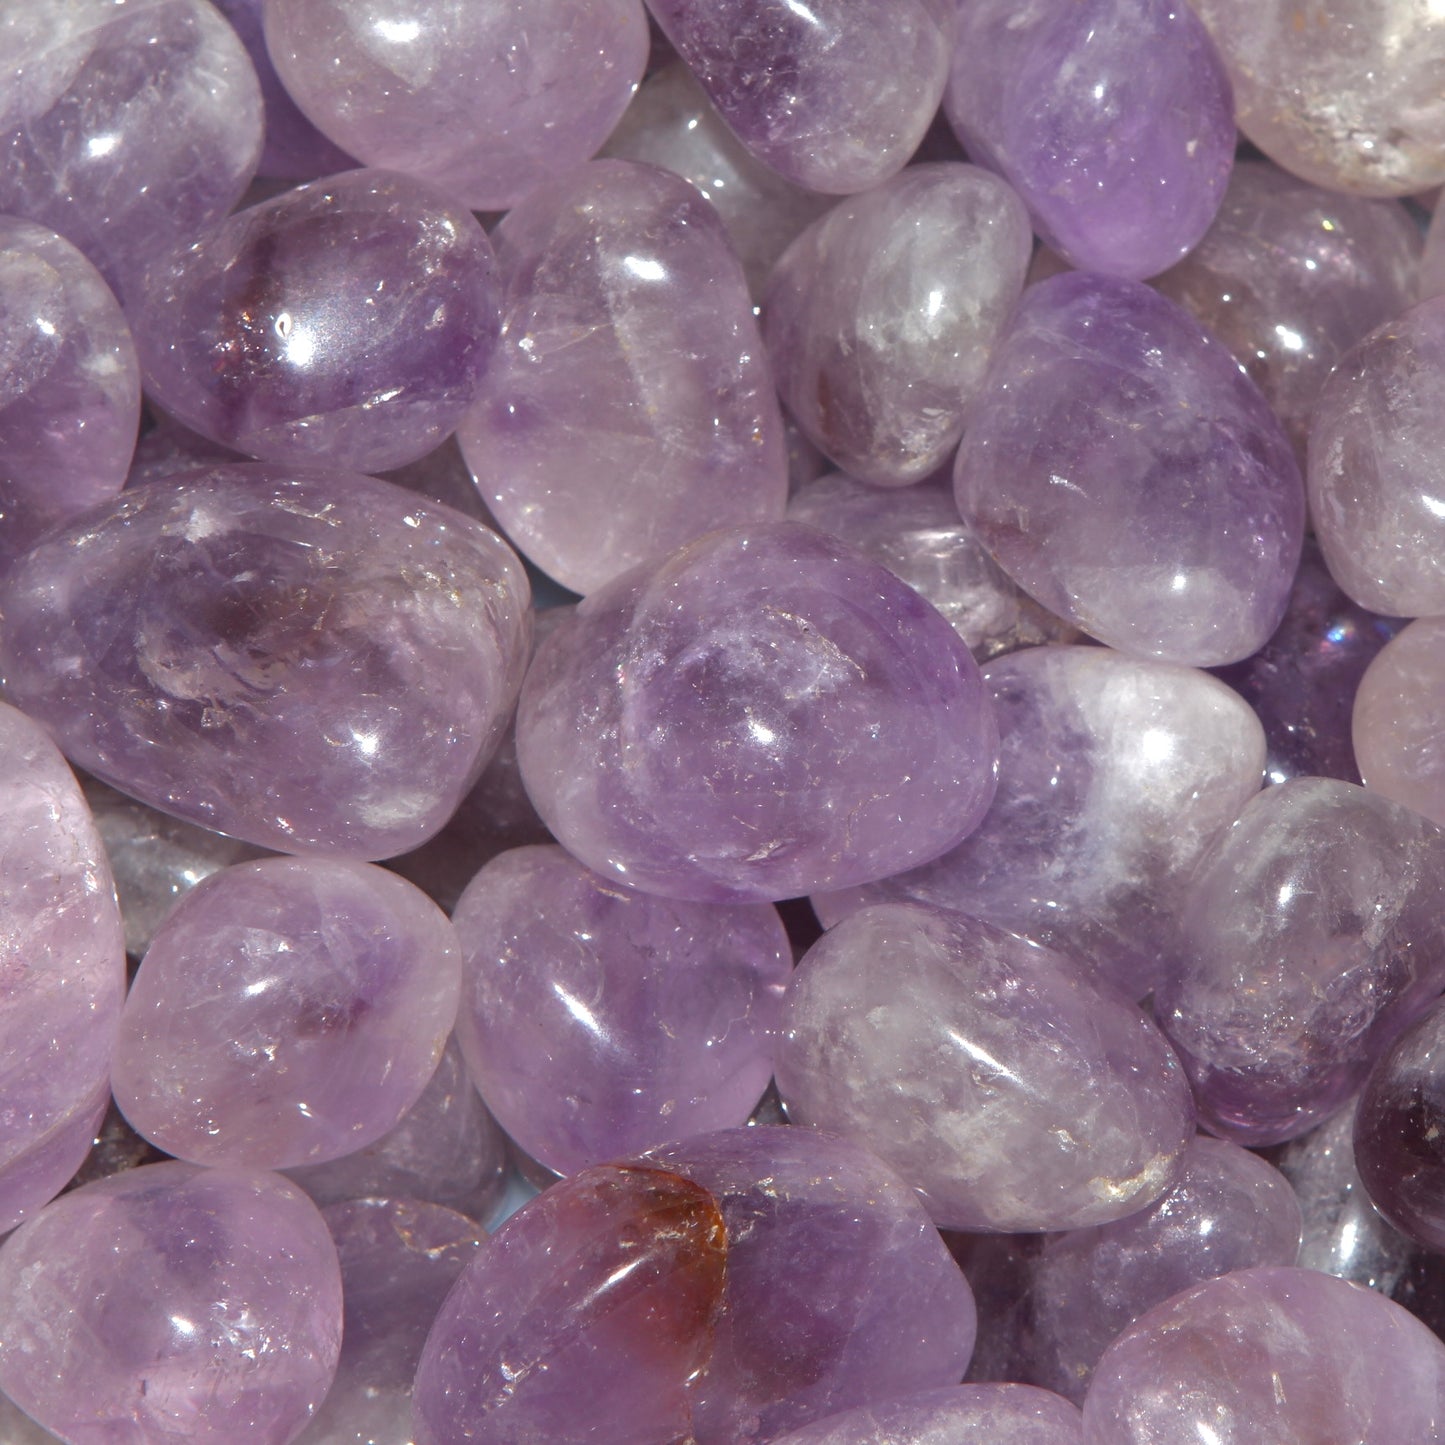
[765, 1385, 1083, 1445]
[1156, 777, 1445, 1145]
[816, 646, 1266, 1001]
[451, 844, 790, 1175]
[763, 164, 1032, 486]
[0, 0, 263, 308]
[645, 0, 955, 195]
[457, 159, 786, 595]
[601, 59, 833, 298]
[0, 218, 139, 564]
[0, 702, 126, 1235]
[1424, 202, 1445, 300]
[786, 473, 1077, 660]
[776, 904, 1195, 1232]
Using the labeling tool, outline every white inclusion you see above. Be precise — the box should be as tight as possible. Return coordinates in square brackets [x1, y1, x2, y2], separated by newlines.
[1276, 880, 1295, 909]
[1274, 324, 1305, 352]
[622, 254, 666, 282]
[1170, 571, 1189, 593]
[925, 288, 944, 318]
[374, 17, 422, 43]
[1092, 82, 1106, 100]
[34, 317, 55, 337]
[1137, 727, 1175, 766]
[86, 132, 119, 159]
[350, 728, 380, 757]
[169, 1314, 198, 1338]
[1422, 494, 1445, 520]
[241, 978, 275, 999]
[747, 713, 777, 747]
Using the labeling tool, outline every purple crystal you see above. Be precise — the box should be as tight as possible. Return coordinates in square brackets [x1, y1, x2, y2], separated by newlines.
[451, 843, 790, 1174]
[645, 0, 955, 195]
[0, 703, 126, 1234]
[1082, 1267, 1445, 1443]
[763, 164, 1031, 486]
[262, 0, 649, 210]
[1354, 618, 1445, 829]
[954, 273, 1305, 666]
[786, 473, 1077, 660]
[136, 169, 501, 473]
[515, 523, 999, 902]
[0, 1163, 343, 1445]
[765, 1385, 1083, 1444]
[456, 159, 786, 595]
[944, 0, 1234, 279]
[112, 858, 461, 1169]
[0, 0, 263, 308]
[777, 904, 1195, 1232]
[0, 465, 532, 858]
[816, 645, 1265, 1001]
[1153, 160, 1423, 463]
[1156, 777, 1445, 1145]
[0, 218, 140, 564]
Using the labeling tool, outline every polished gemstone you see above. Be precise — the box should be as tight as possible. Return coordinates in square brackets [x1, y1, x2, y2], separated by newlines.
[763, 1385, 1083, 1445]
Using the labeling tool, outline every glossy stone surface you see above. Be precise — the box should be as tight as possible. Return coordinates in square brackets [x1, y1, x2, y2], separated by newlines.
[1355, 996, 1445, 1254]
[765, 1385, 1083, 1445]
[0, 703, 126, 1235]
[137, 169, 500, 473]
[764, 163, 1031, 486]
[1212, 538, 1405, 787]
[457, 160, 785, 594]
[1023, 1136, 1301, 1403]
[944, 0, 1234, 279]
[0, 218, 139, 564]
[954, 274, 1305, 667]
[0, 1163, 343, 1445]
[1309, 297, 1445, 616]
[263, 0, 648, 210]
[296, 1200, 482, 1445]
[816, 646, 1265, 1001]
[516, 523, 998, 902]
[601, 60, 832, 297]
[645, 0, 954, 195]
[1157, 777, 1445, 1145]
[786, 474, 1076, 660]
[452, 844, 790, 1175]
[1354, 617, 1445, 829]
[1082, 1267, 1445, 1444]
[286, 1034, 509, 1225]
[777, 904, 1195, 1232]
[1189, 0, 1445, 197]
[0, 0, 263, 308]
[113, 858, 460, 1169]
[1424, 202, 1445, 300]
[1154, 161, 1422, 463]
[0, 1394, 62, 1445]
[0, 465, 532, 858]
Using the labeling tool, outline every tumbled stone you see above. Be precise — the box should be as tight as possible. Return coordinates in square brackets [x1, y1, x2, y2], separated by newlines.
[452, 844, 790, 1174]
[1212, 538, 1404, 787]
[1189, 0, 1445, 197]
[457, 160, 786, 595]
[954, 273, 1304, 667]
[0, 465, 532, 858]
[262, 0, 648, 210]
[0, 1163, 342, 1445]
[765, 1385, 1083, 1444]
[646, 0, 954, 195]
[112, 858, 460, 1169]
[601, 60, 833, 297]
[777, 904, 1195, 1232]
[1154, 161, 1422, 462]
[0, 703, 126, 1234]
[296, 1200, 482, 1445]
[764, 164, 1031, 486]
[1082, 1267, 1445, 1444]
[516, 523, 998, 902]
[1156, 777, 1445, 1145]
[1424, 203, 1445, 300]
[0, 0, 263, 308]
[1309, 297, 1445, 616]
[136, 169, 501, 473]
[786, 474, 1076, 660]
[816, 646, 1265, 1001]
[1354, 617, 1445, 829]
[945, 0, 1234, 279]
[0, 218, 140, 564]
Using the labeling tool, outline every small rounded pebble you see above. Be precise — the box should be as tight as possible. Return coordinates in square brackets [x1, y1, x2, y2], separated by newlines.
[1355, 617, 1445, 829]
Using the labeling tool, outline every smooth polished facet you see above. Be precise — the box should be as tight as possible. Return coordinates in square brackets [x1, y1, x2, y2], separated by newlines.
[764, 1385, 1083, 1445]
[1355, 618, 1445, 829]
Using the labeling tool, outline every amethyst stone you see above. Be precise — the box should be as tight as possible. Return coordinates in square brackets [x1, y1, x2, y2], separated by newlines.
[137, 169, 501, 473]
[515, 523, 999, 902]
[944, 0, 1235, 279]
[768, 1386, 1082, 1444]
[0, 465, 532, 858]
[954, 273, 1305, 666]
